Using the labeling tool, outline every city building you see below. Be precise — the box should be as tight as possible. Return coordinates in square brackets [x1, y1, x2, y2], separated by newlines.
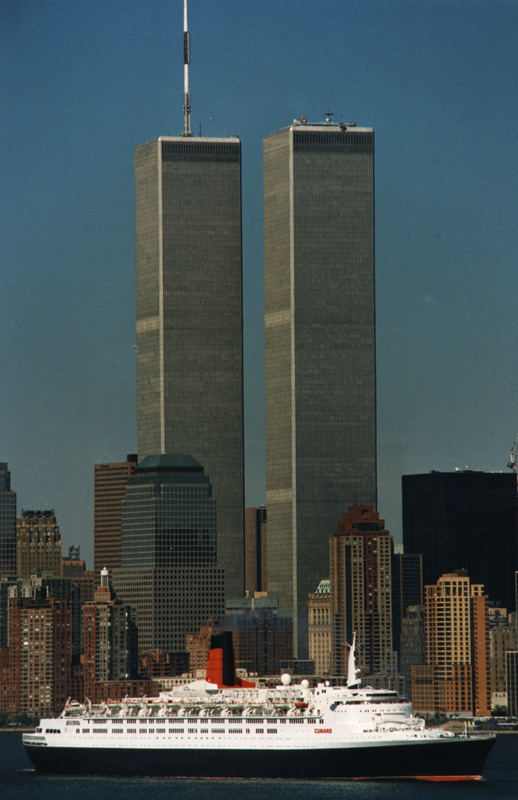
[391, 552, 423, 658]
[412, 571, 491, 716]
[223, 594, 293, 676]
[113, 455, 224, 653]
[244, 506, 267, 595]
[185, 625, 213, 677]
[330, 506, 395, 679]
[0, 648, 8, 713]
[402, 470, 518, 611]
[82, 569, 138, 700]
[16, 510, 62, 578]
[488, 607, 516, 711]
[263, 120, 376, 655]
[7, 591, 71, 716]
[62, 545, 86, 578]
[6, 575, 84, 660]
[308, 579, 331, 677]
[135, 134, 244, 599]
[94, 455, 138, 578]
[61, 548, 96, 609]
[0, 463, 16, 579]
[139, 649, 189, 680]
[0, 577, 14, 649]
[506, 651, 518, 716]
[399, 605, 425, 700]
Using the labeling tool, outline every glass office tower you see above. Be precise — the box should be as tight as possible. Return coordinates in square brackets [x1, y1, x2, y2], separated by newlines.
[113, 455, 224, 653]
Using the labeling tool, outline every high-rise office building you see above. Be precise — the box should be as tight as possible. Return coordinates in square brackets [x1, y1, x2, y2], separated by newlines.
[330, 506, 395, 679]
[244, 507, 267, 595]
[113, 455, 224, 653]
[223, 595, 293, 677]
[391, 552, 423, 658]
[264, 120, 376, 655]
[135, 136, 244, 599]
[402, 470, 518, 611]
[94, 454, 138, 578]
[488, 608, 516, 703]
[399, 605, 425, 700]
[0, 463, 16, 578]
[16, 510, 62, 578]
[412, 571, 490, 716]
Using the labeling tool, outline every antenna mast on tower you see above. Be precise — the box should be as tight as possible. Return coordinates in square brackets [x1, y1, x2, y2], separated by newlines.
[182, 0, 192, 136]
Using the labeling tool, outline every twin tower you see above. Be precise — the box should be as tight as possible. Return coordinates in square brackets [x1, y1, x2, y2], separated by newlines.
[135, 121, 377, 657]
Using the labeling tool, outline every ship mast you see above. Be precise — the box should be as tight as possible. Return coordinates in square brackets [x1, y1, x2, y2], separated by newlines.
[182, 0, 192, 136]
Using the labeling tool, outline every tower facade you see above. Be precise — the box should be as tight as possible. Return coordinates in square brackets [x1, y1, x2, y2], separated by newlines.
[244, 506, 267, 595]
[308, 578, 331, 677]
[0, 463, 16, 578]
[391, 552, 423, 658]
[412, 571, 490, 716]
[94, 454, 138, 578]
[83, 569, 138, 698]
[135, 137, 244, 598]
[113, 455, 224, 653]
[264, 121, 376, 654]
[330, 506, 395, 679]
[402, 470, 518, 611]
[7, 592, 71, 716]
[16, 510, 62, 578]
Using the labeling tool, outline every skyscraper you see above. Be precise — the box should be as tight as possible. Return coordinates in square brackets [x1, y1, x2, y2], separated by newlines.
[94, 454, 138, 578]
[0, 463, 16, 579]
[391, 552, 423, 657]
[412, 571, 490, 716]
[264, 120, 376, 655]
[113, 455, 224, 653]
[402, 470, 518, 611]
[329, 506, 395, 679]
[135, 135, 244, 599]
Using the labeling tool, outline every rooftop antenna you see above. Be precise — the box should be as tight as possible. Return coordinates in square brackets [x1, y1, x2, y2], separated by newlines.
[182, 0, 192, 136]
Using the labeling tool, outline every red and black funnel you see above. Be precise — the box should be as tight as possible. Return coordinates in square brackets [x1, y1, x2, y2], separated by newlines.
[205, 631, 255, 688]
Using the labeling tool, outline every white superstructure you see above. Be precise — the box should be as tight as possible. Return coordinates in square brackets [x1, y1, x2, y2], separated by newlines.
[24, 673, 452, 752]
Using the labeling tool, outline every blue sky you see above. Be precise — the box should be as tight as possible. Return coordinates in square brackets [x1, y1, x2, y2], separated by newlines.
[2, 0, 518, 566]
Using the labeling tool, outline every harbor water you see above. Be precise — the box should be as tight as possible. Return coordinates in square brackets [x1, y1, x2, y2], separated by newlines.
[2, 730, 517, 800]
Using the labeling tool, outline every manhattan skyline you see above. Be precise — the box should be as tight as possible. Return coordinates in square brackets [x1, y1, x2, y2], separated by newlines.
[2, 0, 518, 566]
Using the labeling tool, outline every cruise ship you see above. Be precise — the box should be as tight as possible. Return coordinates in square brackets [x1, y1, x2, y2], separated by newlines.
[23, 633, 495, 780]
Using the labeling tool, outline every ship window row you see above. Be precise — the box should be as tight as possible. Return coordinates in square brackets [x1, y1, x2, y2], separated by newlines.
[80, 717, 322, 727]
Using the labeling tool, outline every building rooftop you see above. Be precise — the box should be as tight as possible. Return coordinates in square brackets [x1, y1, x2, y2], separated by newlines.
[136, 455, 204, 473]
[265, 119, 373, 138]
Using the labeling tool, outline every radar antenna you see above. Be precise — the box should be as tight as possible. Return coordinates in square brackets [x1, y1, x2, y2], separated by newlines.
[182, 0, 192, 136]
